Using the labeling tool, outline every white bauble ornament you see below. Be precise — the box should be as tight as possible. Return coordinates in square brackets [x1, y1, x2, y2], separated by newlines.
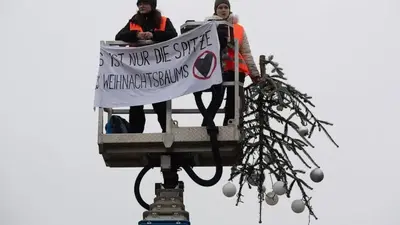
[265, 192, 279, 206]
[222, 182, 237, 198]
[298, 127, 309, 137]
[291, 199, 305, 213]
[310, 168, 324, 183]
[272, 181, 286, 195]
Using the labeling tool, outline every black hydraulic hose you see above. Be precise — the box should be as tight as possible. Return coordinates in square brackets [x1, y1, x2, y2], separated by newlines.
[134, 163, 153, 210]
[193, 85, 224, 127]
[193, 92, 210, 126]
[184, 86, 224, 187]
[182, 126, 223, 186]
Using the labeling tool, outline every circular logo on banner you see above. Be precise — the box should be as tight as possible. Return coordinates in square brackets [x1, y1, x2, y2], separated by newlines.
[192, 51, 217, 80]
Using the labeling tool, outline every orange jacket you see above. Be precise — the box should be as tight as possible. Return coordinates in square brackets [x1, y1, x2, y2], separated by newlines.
[129, 16, 168, 31]
[223, 23, 250, 75]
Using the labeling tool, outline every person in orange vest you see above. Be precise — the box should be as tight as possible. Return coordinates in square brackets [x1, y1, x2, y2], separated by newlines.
[115, 0, 178, 133]
[206, 0, 261, 126]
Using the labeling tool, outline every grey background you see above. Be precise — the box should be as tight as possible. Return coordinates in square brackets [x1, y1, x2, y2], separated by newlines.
[1, 0, 399, 224]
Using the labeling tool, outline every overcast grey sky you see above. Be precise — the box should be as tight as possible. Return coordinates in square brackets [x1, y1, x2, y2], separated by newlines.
[1, 0, 399, 224]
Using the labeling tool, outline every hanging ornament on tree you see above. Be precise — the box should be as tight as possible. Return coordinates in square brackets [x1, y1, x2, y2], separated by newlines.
[291, 199, 305, 213]
[265, 191, 279, 206]
[222, 182, 237, 198]
[310, 168, 324, 183]
[272, 181, 286, 195]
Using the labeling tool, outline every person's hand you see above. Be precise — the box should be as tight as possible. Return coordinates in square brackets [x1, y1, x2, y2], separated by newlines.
[137, 32, 146, 40]
[143, 32, 153, 40]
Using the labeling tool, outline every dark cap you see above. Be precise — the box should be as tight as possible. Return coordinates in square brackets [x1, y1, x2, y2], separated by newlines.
[214, 0, 230, 12]
[137, 0, 157, 9]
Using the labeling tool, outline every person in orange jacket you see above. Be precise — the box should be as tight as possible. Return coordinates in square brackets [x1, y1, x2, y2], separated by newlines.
[205, 0, 261, 125]
[116, 0, 177, 44]
[115, 0, 178, 133]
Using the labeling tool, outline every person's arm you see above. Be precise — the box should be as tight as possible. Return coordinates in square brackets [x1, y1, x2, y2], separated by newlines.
[115, 21, 139, 42]
[240, 29, 261, 81]
[217, 25, 229, 49]
[151, 18, 178, 42]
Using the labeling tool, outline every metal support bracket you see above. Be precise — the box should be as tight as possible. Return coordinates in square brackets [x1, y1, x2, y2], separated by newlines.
[141, 182, 190, 222]
[160, 155, 172, 171]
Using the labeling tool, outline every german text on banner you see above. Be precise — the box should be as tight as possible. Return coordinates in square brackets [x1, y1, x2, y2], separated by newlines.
[93, 22, 222, 108]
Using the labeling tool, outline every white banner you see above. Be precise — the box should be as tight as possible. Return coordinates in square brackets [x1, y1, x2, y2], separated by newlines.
[93, 22, 222, 108]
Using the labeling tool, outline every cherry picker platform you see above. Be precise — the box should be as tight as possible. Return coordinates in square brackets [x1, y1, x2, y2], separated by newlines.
[96, 19, 244, 225]
[97, 20, 243, 169]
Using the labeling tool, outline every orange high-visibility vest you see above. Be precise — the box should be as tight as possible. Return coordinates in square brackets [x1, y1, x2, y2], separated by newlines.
[223, 24, 250, 75]
[129, 16, 168, 31]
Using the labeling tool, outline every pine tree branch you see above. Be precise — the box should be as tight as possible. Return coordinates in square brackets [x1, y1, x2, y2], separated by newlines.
[228, 55, 339, 224]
